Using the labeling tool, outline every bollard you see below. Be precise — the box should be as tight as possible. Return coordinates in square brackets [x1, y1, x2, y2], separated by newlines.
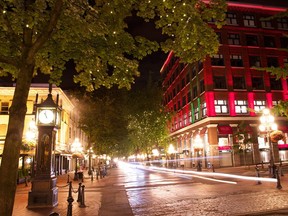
[79, 185, 86, 208]
[212, 164, 215, 172]
[255, 166, 261, 185]
[67, 181, 74, 216]
[276, 168, 282, 189]
[91, 171, 94, 182]
[25, 176, 28, 187]
[272, 164, 277, 178]
[67, 174, 70, 184]
[77, 182, 82, 202]
[279, 160, 284, 176]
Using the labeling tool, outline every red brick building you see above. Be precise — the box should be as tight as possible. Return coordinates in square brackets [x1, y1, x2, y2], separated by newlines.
[160, 1, 288, 168]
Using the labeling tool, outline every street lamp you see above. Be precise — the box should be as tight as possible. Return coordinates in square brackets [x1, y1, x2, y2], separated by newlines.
[71, 138, 83, 181]
[259, 108, 277, 178]
[194, 135, 203, 171]
[168, 144, 176, 168]
[87, 147, 93, 176]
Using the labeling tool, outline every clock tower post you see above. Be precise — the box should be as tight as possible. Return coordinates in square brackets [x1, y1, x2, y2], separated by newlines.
[28, 84, 61, 208]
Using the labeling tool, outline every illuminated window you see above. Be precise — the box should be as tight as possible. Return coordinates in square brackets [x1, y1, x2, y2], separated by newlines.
[201, 102, 207, 117]
[211, 54, 224, 66]
[215, 100, 228, 114]
[194, 106, 199, 120]
[254, 100, 266, 112]
[243, 15, 255, 27]
[235, 100, 248, 114]
[0, 102, 9, 114]
[226, 13, 237, 25]
[228, 34, 240, 45]
[261, 20, 273, 28]
[277, 18, 288, 29]
[230, 55, 243, 67]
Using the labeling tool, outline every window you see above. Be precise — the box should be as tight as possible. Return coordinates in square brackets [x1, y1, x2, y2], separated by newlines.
[252, 77, 264, 90]
[228, 34, 240, 45]
[173, 88, 176, 97]
[233, 76, 246, 89]
[261, 20, 273, 28]
[194, 106, 199, 121]
[200, 80, 205, 93]
[280, 37, 288, 49]
[177, 100, 181, 110]
[201, 102, 207, 117]
[216, 32, 222, 43]
[211, 54, 224, 66]
[235, 100, 248, 114]
[182, 96, 186, 107]
[249, 56, 261, 67]
[277, 18, 288, 29]
[246, 35, 258, 46]
[230, 55, 243, 67]
[173, 104, 177, 111]
[198, 61, 203, 71]
[193, 86, 197, 98]
[215, 100, 228, 114]
[264, 36, 276, 48]
[267, 57, 279, 67]
[226, 13, 237, 25]
[243, 15, 255, 27]
[214, 76, 227, 89]
[183, 113, 187, 126]
[191, 66, 196, 78]
[177, 84, 180, 93]
[186, 73, 190, 85]
[254, 100, 266, 112]
[1, 102, 9, 114]
[270, 77, 282, 90]
[181, 78, 185, 89]
[187, 91, 191, 103]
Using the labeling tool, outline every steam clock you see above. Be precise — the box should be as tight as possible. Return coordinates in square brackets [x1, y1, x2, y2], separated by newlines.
[28, 85, 61, 208]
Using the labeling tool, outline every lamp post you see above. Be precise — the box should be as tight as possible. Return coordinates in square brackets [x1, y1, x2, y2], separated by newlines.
[71, 138, 83, 181]
[259, 108, 277, 178]
[88, 147, 93, 176]
[168, 144, 176, 168]
[194, 135, 203, 171]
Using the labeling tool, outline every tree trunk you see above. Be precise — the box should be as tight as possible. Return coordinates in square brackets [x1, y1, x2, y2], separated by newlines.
[0, 63, 34, 216]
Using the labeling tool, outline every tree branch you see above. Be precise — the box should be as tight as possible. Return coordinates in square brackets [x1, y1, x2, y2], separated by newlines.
[29, 0, 64, 58]
[0, 54, 20, 67]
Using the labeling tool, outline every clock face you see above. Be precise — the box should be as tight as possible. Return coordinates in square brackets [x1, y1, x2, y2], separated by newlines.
[38, 109, 54, 124]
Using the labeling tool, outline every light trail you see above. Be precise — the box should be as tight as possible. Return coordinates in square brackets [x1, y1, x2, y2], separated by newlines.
[119, 161, 277, 184]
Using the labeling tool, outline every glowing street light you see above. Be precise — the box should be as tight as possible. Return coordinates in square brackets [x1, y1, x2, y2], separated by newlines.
[71, 138, 83, 181]
[259, 108, 277, 178]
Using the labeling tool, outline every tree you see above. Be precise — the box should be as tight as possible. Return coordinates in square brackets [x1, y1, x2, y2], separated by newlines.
[0, 0, 226, 214]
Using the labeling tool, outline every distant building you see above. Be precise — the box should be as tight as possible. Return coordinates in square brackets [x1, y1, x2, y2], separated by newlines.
[160, 1, 288, 168]
[0, 84, 88, 181]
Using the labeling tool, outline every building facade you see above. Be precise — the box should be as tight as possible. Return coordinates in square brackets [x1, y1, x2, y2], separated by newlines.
[161, 1, 288, 168]
[0, 84, 88, 181]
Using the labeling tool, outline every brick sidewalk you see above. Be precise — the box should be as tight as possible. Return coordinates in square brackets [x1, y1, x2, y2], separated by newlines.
[13, 168, 133, 216]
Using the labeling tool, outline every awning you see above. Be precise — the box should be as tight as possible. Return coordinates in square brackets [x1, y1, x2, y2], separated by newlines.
[217, 125, 233, 135]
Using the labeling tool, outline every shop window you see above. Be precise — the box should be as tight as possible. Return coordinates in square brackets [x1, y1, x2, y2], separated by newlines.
[200, 80, 205, 93]
[230, 55, 243, 67]
[215, 100, 228, 114]
[243, 15, 255, 27]
[252, 77, 264, 90]
[233, 76, 246, 89]
[277, 18, 288, 29]
[261, 20, 273, 28]
[1, 102, 9, 114]
[235, 100, 248, 114]
[249, 56, 261, 67]
[214, 76, 227, 89]
[264, 36, 276, 48]
[226, 13, 237, 25]
[280, 37, 288, 49]
[211, 54, 224, 66]
[254, 100, 266, 112]
[267, 57, 279, 67]
[246, 35, 258, 46]
[270, 77, 282, 90]
[228, 33, 240, 45]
